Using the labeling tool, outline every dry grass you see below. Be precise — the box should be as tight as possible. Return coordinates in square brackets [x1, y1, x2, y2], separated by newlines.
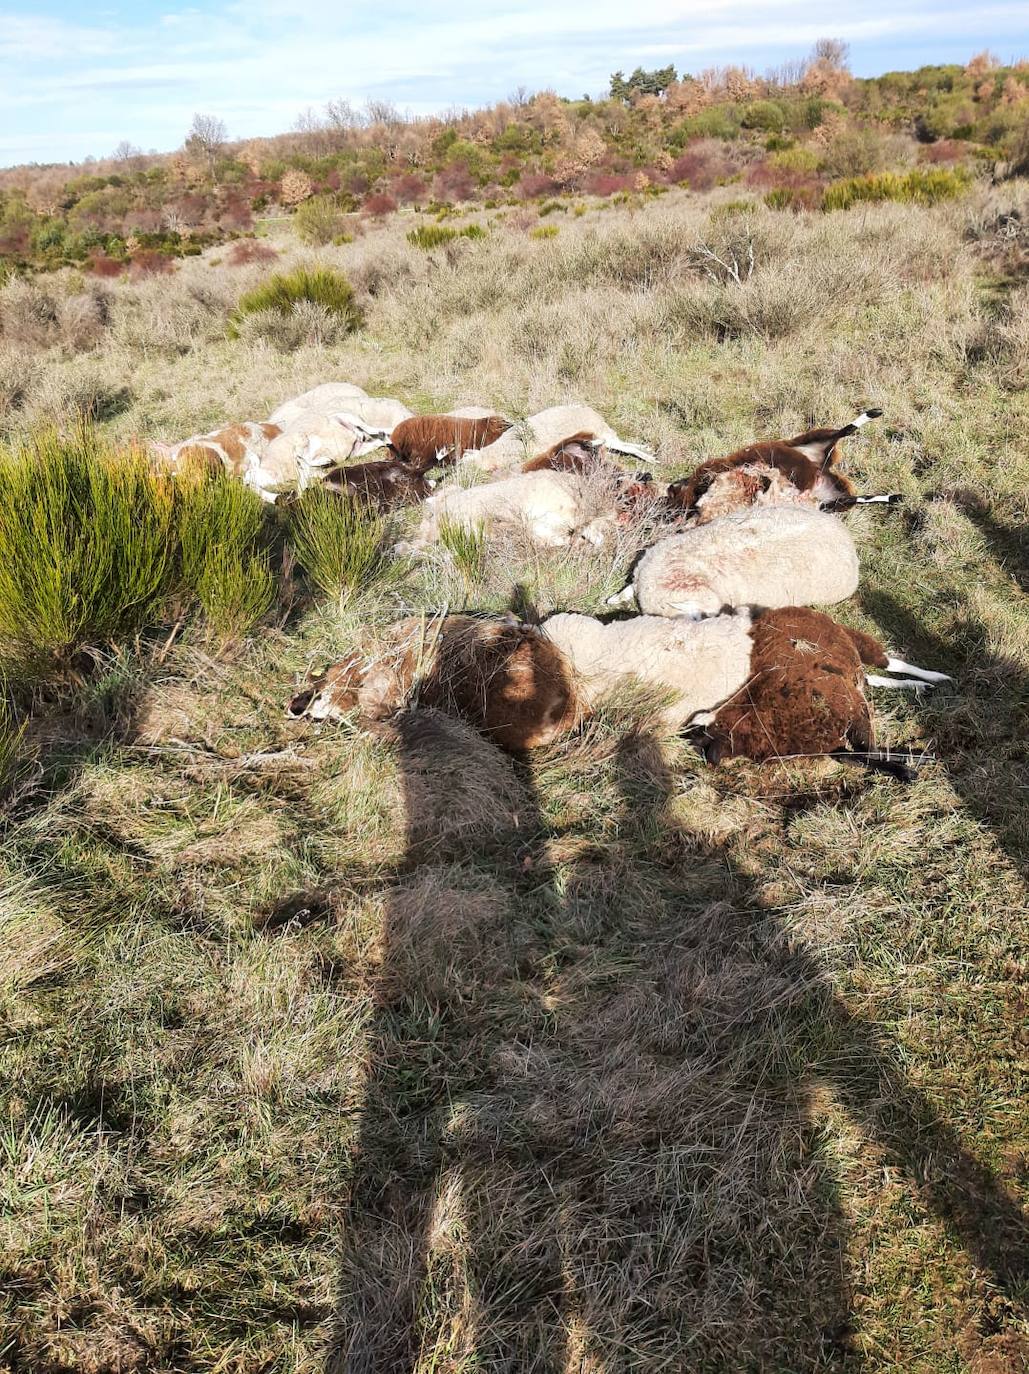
[0, 184, 1027, 1373]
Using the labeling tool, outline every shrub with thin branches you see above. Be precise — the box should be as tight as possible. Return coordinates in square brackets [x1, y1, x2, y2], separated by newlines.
[0, 431, 177, 673]
[287, 486, 398, 605]
[0, 686, 24, 797]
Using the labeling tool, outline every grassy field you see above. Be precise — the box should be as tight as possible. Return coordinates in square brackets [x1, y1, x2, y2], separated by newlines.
[1, 185, 1027, 1372]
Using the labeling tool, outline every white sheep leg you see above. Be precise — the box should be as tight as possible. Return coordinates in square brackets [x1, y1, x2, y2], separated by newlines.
[605, 584, 637, 608]
[865, 674, 931, 691]
[667, 601, 705, 621]
[885, 657, 953, 684]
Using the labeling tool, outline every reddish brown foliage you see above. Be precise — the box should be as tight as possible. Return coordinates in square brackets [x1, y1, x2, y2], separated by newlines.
[362, 192, 398, 217]
[668, 148, 730, 190]
[129, 250, 176, 278]
[85, 251, 126, 278]
[392, 173, 428, 205]
[226, 239, 279, 267]
[517, 172, 561, 199]
[919, 139, 966, 163]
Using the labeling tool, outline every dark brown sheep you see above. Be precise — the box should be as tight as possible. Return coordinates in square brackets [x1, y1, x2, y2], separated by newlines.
[320, 458, 435, 511]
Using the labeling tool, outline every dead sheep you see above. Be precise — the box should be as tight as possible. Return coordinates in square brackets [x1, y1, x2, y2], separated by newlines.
[667, 409, 901, 520]
[400, 469, 623, 552]
[320, 458, 435, 511]
[151, 421, 281, 480]
[288, 608, 949, 772]
[607, 505, 859, 619]
[387, 414, 512, 471]
[470, 404, 653, 473]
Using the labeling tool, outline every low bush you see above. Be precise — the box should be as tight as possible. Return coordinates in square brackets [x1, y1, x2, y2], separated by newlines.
[439, 518, 487, 587]
[287, 486, 398, 605]
[0, 431, 177, 673]
[228, 266, 362, 338]
[293, 194, 353, 246]
[531, 225, 560, 239]
[226, 239, 279, 266]
[175, 473, 274, 639]
[823, 166, 971, 211]
[406, 223, 486, 249]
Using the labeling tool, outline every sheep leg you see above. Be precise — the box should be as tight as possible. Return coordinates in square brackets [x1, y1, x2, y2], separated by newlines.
[606, 438, 655, 464]
[884, 657, 953, 685]
[605, 584, 637, 608]
[530, 513, 573, 546]
[865, 674, 933, 691]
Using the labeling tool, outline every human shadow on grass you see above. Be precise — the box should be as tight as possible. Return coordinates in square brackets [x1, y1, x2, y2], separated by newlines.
[861, 587, 1029, 881]
[322, 696, 1027, 1371]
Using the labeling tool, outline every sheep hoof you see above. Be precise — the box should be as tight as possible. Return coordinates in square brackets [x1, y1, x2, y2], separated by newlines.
[605, 585, 636, 608]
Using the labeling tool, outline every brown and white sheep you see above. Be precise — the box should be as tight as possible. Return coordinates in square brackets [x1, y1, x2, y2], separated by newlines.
[667, 409, 900, 520]
[287, 607, 949, 772]
[151, 421, 281, 480]
[469, 404, 654, 473]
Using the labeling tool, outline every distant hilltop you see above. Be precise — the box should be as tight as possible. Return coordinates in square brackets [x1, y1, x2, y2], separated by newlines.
[0, 44, 1026, 277]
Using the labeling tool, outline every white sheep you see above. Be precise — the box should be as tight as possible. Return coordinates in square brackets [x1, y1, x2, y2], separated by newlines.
[470, 404, 653, 473]
[606, 506, 858, 618]
[251, 414, 391, 501]
[268, 382, 368, 429]
[543, 610, 755, 729]
[402, 469, 618, 551]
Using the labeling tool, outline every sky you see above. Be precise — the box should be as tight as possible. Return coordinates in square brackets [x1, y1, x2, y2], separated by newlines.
[1, 1, 1027, 168]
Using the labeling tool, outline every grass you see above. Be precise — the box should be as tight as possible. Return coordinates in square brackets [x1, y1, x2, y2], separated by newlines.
[175, 472, 275, 640]
[407, 223, 487, 249]
[438, 516, 488, 589]
[228, 265, 362, 339]
[0, 184, 1027, 1372]
[287, 484, 398, 606]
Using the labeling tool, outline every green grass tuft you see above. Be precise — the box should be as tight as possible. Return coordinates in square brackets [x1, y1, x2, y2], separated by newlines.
[228, 266, 362, 338]
[406, 223, 486, 249]
[439, 517, 488, 587]
[287, 486, 398, 605]
[175, 474, 275, 640]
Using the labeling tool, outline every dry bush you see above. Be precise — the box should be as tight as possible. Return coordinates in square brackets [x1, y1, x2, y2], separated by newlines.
[0, 278, 59, 346]
[226, 239, 279, 267]
[56, 289, 112, 352]
[129, 250, 176, 279]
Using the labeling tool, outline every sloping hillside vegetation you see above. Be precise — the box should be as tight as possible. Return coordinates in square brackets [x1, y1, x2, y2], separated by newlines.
[1, 48, 1027, 279]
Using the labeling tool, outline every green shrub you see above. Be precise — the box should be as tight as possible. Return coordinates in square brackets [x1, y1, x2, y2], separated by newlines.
[822, 166, 972, 211]
[228, 266, 361, 338]
[742, 100, 787, 134]
[406, 223, 486, 249]
[0, 688, 25, 798]
[293, 194, 352, 246]
[287, 486, 397, 605]
[531, 225, 560, 239]
[439, 518, 487, 587]
[175, 474, 274, 639]
[0, 431, 177, 673]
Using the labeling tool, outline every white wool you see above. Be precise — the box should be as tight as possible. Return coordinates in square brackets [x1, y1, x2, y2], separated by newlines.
[408, 470, 603, 549]
[268, 382, 368, 428]
[254, 421, 381, 499]
[629, 506, 858, 618]
[333, 395, 413, 432]
[543, 611, 755, 728]
[471, 405, 621, 472]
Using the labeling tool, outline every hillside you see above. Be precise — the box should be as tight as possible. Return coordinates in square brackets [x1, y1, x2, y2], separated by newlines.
[0, 170, 1027, 1372]
[0, 48, 1028, 281]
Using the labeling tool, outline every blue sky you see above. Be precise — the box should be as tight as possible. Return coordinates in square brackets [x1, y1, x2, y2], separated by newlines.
[1, 1, 1027, 167]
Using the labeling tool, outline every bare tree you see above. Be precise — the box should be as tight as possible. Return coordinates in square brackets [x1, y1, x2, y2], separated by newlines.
[185, 113, 228, 180]
[811, 38, 850, 72]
